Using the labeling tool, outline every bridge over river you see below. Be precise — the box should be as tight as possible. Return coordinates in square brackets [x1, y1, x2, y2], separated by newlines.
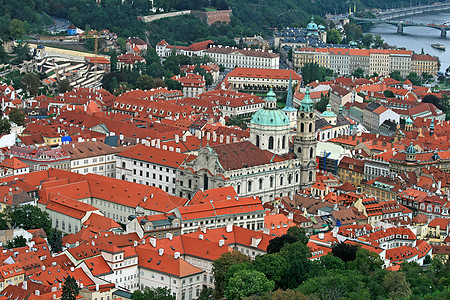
[354, 18, 450, 37]
[355, 2, 450, 37]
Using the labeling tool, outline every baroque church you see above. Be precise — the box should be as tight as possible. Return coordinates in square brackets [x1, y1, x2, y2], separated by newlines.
[177, 83, 317, 203]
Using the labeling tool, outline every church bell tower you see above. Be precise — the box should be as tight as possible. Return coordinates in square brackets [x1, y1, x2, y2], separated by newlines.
[293, 87, 317, 189]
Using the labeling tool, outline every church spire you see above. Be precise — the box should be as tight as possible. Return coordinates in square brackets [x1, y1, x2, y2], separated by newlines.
[285, 74, 293, 109]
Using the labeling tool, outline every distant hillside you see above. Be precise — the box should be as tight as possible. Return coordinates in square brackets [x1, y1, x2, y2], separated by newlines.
[0, 0, 436, 44]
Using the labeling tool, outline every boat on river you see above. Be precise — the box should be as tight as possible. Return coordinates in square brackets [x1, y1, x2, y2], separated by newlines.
[431, 43, 446, 50]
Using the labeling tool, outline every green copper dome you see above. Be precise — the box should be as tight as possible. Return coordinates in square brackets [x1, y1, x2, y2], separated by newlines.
[406, 142, 416, 154]
[307, 17, 318, 30]
[405, 115, 413, 125]
[300, 87, 314, 112]
[250, 88, 290, 127]
[321, 104, 337, 117]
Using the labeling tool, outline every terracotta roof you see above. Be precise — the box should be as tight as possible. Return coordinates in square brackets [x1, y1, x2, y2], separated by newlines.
[117, 144, 194, 168]
[211, 141, 291, 171]
[136, 246, 203, 278]
[227, 68, 301, 80]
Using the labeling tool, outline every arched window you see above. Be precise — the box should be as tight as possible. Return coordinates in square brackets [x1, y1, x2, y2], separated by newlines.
[309, 171, 313, 182]
[297, 147, 302, 154]
[300, 123, 305, 133]
[248, 181, 252, 192]
[309, 123, 313, 132]
[68, 223, 72, 233]
[62, 221, 65, 231]
[288, 174, 292, 184]
[282, 136, 286, 149]
[295, 173, 299, 183]
[280, 176, 284, 186]
[75, 226, 78, 233]
[237, 184, 241, 194]
[310, 147, 314, 159]
[55, 219, 59, 228]
[188, 179, 192, 189]
[259, 178, 264, 190]
[121, 174, 126, 181]
[270, 177, 274, 188]
[256, 135, 260, 147]
[268, 136, 274, 149]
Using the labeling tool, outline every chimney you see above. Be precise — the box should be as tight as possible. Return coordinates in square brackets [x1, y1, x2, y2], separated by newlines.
[70, 267, 75, 272]
[226, 223, 233, 233]
[182, 135, 187, 142]
[41, 265, 46, 271]
[150, 238, 157, 248]
[151, 139, 156, 147]
[174, 252, 180, 259]
[175, 134, 180, 143]
[35, 290, 40, 296]
[96, 283, 99, 291]
[158, 248, 164, 256]
[199, 234, 204, 240]
[22, 281, 27, 290]
[219, 239, 225, 247]
[167, 233, 173, 241]
[134, 241, 138, 247]
[318, 232, 324, 240]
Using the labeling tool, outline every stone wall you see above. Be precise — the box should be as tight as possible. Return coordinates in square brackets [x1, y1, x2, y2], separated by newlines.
[192, 10, 232, 25]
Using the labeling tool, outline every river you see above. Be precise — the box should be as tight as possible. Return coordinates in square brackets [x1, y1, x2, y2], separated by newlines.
[367, 10, 450, 72]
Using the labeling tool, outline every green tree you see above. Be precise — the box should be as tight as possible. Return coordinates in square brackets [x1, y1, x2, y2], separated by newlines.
[144, 48, 160, 65]
[164, 78, 182, 90]
[347, 249, 383, 274]
[58, 79, 72, 93]
[0, 45, 9, 64]
[9, 19, 25, 39]
[244, 289, 309, 300]
[131, 287, 175, 300]
[213, 251, 251, 299]
[110, 49, 118, 73]
[299, 270, 370, 300]
[0, 118, 11, 134]
[225, 269, 275, 300]
[48, 228, 63, 253]
[266, 234, 298, 254]
[11, 204, 51, 233]
[351, 67, 364, 78]
[5, 235, 27, 249]
[288, 48, 293, 61]
[315, 94, 329, 113]
[286, 226, 308, 245]
[226, 115, 248, 130]
[383, 90, 395, 98]
[383, 272, 411, 300]
[61, 275, 80, 300]
[311, 254, 345, 272]
[253, 254, 289, 288]
[136, 74, 155, 90]
[331, 242, 359, 263]
[326, 29, 341, 44]
[390, 70, 403, 81]
[117, 37, 127, 53]
[361, 33, 373, 48]
[406, 72, 422, 86]
[8, 108, 25, 126]
[197, 287, 214, 300]
[21, 73, 40, 95]
[12, 42, 32, 65]
[301, 63, 330, 84]
[373, 34, 384, 48]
